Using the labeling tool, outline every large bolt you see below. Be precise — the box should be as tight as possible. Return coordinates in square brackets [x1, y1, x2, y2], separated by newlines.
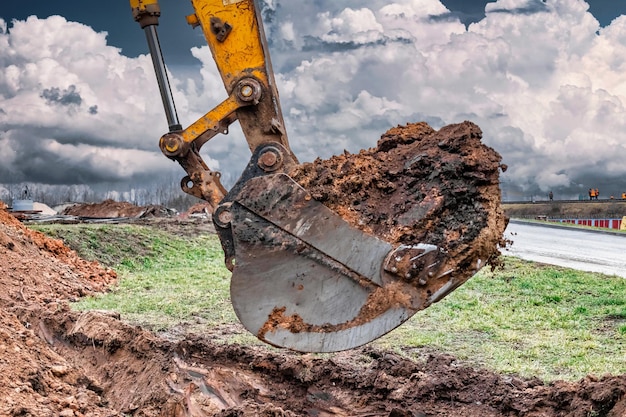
[240, 85, 253, 98]
[214, 203, 233, 229]
[257, 147, 283, 172]
[160, 133, 185, 158]
[236, 78, 262, 104]
[217, 209, 232, 225]
[259, 152, 278, 168]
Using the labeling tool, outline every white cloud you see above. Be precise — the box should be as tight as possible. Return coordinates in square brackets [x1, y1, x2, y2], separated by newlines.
[0, 16, 177, 185]
[315, 8, 385, 44]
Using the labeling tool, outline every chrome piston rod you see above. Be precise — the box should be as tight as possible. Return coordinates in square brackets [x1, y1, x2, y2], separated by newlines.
[144, 24, 182, 132]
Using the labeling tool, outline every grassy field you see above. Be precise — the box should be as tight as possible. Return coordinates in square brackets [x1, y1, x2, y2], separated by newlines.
[33, 223, 626, 382]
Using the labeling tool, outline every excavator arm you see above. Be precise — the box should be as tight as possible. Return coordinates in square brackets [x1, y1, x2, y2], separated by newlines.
[131, 0, 293, 208]
[131, 0, 468, 353]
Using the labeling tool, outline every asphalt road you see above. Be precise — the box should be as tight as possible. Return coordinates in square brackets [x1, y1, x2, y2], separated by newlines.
[504, 220, 626, 278]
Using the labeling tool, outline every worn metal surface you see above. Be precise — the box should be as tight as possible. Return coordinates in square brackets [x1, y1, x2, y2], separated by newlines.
[226, 172, 454, 352]
[213, 142, 298, 270]
[236, 174, 391, 285]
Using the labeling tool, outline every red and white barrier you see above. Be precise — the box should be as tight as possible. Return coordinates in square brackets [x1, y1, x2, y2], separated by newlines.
[548, 218, 623, 229]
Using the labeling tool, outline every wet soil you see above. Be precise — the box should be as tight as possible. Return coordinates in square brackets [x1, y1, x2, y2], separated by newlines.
[290, 121, 509, 307]
[3, 201, 626, 416]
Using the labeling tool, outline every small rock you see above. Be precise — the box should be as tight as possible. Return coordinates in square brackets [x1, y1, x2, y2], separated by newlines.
[51, 365, 69, 377]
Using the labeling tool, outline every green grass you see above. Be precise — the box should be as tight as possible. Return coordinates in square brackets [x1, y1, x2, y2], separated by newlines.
[33, 224, 626, 381]
[378, 257, 626, 381]
[31, 224, 238, 334]
[32, 223, 160, 267]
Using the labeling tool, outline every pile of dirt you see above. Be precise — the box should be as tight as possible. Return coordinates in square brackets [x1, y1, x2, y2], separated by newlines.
[182, 201, 214, 218]
[291, 121, 508, 298]
[61, 199, 174, 218]
[0, 202, 117, 304]
[32, 202, 57, 215]
[0, 201, 118, 416]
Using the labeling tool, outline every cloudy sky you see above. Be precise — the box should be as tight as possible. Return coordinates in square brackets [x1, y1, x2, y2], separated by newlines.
[1, 0, 626, 201]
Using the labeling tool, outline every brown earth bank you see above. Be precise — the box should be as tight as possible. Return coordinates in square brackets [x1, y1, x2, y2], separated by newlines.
[504, 201, 626, 220]
[61, 199, 175, 218]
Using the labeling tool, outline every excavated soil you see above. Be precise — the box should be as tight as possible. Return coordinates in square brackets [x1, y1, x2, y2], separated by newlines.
[290, 121, 508, 302]
[61, 199, 173, 218]
[2, 122, 626, 416]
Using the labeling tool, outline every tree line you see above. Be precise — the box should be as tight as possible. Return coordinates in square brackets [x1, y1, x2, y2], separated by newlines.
[0, 177, 201, 213]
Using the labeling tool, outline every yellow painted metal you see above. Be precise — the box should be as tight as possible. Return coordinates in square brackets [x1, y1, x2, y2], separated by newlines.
[129, 0, 160, 10]
[185, 13, 200, 27]
[130, 0, 161, 27]
[191, 0, 268, 90]
[181, 0, 292, 155]
[180, 94, 241, 143]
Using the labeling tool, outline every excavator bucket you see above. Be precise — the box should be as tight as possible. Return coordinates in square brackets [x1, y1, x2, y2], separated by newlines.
[133, 0, 508, 353]
[228, 174, 443, 352]
[214, 135, 507, 353]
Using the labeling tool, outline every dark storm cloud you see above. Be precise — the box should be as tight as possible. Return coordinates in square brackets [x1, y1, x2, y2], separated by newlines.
[1, 125, 136, 150]
[301, 35, 413, 53]
[1, 127, 174, 186]
[487, 0, 549, 17]
[40, 85, 82, 106]
[15, 151, 103, 184]
[427, 11, 470, 24]
[5, 135, 102, 184]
